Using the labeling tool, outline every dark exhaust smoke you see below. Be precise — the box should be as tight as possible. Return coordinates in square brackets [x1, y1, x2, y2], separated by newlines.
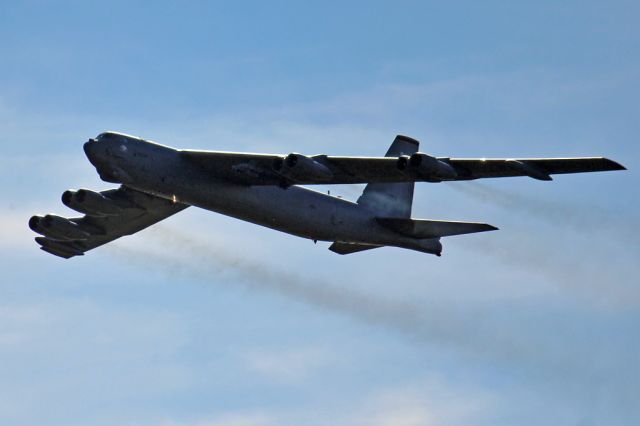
[106, 226, 546, 364]
[447, 181, 639, 305]
[103, 225, 633, 385]
[448, 181, 635, 237]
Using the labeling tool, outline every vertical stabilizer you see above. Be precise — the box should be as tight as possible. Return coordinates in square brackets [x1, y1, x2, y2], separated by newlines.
[357, 135, 419, 218]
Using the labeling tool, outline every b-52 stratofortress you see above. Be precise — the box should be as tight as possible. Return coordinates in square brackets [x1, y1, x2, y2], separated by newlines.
[29, 132, 625, 258]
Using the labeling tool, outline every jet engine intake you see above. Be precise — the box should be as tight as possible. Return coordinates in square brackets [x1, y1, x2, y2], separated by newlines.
[273, 153, 333, 183]
[505, 159, 552, 181]
[62, 189, 123, 216]
[396, 155, 410, 171]
[407, 153, 458, 181]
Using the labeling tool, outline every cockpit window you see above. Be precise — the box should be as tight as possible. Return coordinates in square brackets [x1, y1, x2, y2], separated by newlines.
[96, 133, 114, 142]
[96, 132, 129, 143]
[96, 132, 143, 149]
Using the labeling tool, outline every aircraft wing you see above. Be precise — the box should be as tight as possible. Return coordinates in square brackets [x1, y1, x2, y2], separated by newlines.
[29, 186, 188, 258]
[181, 150, 404, 185]
[181, 148, 625, 185]
[444, 157, 625, 181]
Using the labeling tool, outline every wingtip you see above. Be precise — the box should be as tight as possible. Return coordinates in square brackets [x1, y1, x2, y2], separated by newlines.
[604, 158, 627, 171]
[614, 162, 627, 171]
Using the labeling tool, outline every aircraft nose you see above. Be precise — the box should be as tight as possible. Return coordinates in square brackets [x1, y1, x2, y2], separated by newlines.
[83, 139, 99, 163]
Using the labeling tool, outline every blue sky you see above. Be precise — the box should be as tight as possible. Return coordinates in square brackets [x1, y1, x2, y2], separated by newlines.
[1, 1, 638, 425]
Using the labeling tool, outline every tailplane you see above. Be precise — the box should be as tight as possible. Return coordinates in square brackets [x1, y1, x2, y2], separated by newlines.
[376, 217, 498, 238]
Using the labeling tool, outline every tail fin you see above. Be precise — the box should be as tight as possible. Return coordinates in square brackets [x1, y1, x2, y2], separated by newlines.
[357, 135, 419, 217]
[377, 217, 498, 238]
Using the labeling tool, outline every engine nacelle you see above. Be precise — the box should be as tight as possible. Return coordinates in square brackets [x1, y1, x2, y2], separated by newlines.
[29, 214, 90, 241]
[505, 159, 552, 181]
[272, 153, 333, 183]
[62, 189, 123, 216]
[397, 153, 457, 181]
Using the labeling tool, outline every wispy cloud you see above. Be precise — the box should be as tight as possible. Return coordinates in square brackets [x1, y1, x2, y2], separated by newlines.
[448, 181, 637, 238]
[161, 412, 276, 426]
[0, 209, 40, 249]
[446, 181, 640, 307]
[341, 380, 492, 426]
[157, 376, 493, 426]
[243, 345, 340, 384]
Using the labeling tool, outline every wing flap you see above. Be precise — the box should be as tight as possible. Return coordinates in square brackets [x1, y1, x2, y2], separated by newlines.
[377, 217, 498, 238]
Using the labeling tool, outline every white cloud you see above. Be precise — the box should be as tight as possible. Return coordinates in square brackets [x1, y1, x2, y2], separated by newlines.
[161, 412, 276, 426]
[339, 379, 493, 426]
[0, 209, 37, 249]
[156, 377, 494, 426]
[243, 344, 340, 384]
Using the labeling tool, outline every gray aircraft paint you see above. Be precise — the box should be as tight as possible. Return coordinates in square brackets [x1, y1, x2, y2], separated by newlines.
[29, 130, 624, 258]
[83, 134, 443, 255]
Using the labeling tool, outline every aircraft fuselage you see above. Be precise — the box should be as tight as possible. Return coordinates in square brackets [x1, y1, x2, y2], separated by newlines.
[82, 133, 443, 254]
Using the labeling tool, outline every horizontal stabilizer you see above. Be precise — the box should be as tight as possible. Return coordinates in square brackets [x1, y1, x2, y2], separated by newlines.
[377, 217, 498, 238]
[329, 242, 382, 255]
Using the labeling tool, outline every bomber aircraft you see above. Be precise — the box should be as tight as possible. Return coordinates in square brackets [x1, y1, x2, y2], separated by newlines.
[29, 132, 625, 258]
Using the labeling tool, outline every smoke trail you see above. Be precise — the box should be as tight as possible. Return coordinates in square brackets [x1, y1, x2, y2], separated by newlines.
[110, 228, 449, 342]
[448, 181, 637, 239]
[102, 224, 640, 401]
[105, 226, 632, 387]
[106, 225, 548, 366]
[445, 182, 640, 306]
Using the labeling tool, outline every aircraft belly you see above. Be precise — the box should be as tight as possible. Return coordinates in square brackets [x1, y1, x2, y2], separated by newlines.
[197, 186, 363, 239]
[132, 157, 431, 249]
[168, 179, 400, 244]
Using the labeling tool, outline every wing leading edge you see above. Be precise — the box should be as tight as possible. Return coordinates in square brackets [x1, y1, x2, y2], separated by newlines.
[29, 186, 188, 258]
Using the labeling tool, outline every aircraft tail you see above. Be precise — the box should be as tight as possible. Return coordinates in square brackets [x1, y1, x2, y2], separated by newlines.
[357, 135, 419, 218]
[339, 135, 495, 256]
[328, 218, 496, 256]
